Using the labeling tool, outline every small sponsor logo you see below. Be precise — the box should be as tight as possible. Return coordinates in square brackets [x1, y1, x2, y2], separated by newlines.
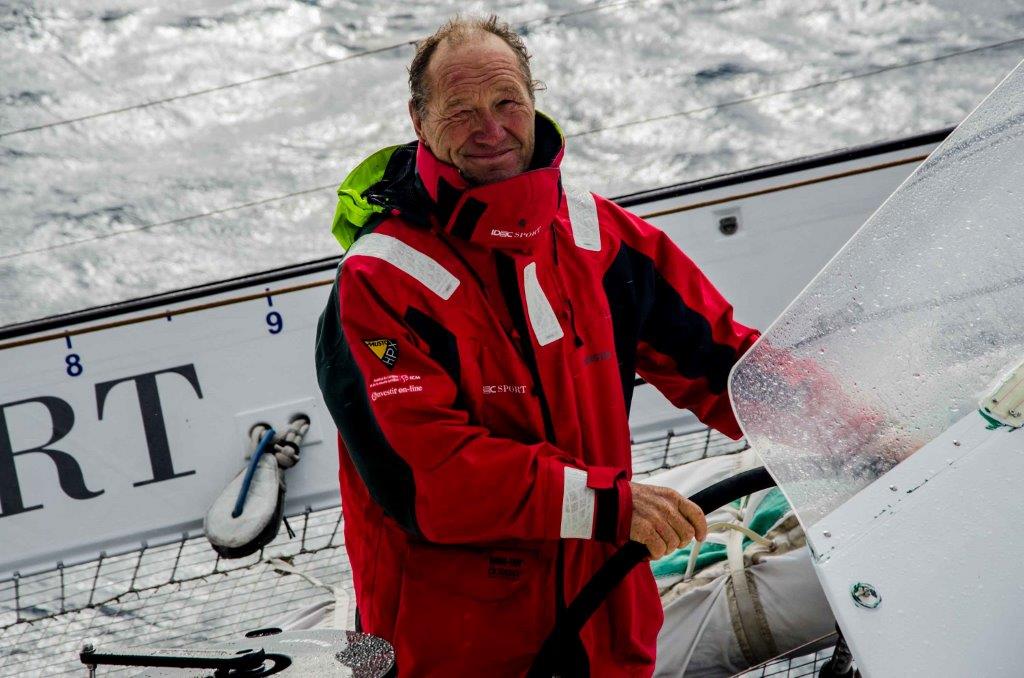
[369, 373, 423, 401]
[490, 226, 542, 239]
[488, 554, 525, 581]
[370, 384, 423, 402]
[583, 351, 612, 365]
[369, 373, 421, 388]
[483, 384, 529, 395]
[364, 338, 399, 369]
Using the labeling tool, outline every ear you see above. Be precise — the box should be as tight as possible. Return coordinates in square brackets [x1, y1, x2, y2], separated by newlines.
[409, 100, 428, 144]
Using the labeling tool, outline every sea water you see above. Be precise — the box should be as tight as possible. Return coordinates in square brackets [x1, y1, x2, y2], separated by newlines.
[1, 0, 1022, 326]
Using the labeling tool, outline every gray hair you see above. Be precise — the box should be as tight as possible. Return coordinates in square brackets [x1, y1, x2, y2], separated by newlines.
[408, 15, 539, 118]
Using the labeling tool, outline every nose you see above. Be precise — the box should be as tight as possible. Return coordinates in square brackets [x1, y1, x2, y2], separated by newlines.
[472, 110, 505, 145]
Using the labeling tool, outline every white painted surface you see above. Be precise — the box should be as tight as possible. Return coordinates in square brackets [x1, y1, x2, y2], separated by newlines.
[233, 397, 325, 457]
[640, 148, 927, 332]
[812, 413, 1024, 676]
[0, 272, 339, 579]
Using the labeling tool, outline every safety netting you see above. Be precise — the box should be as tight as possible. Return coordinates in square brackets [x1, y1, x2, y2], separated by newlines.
[740, 641, 841, 677]
[1, 425, 758, 676]
[0, 504, 352, 676]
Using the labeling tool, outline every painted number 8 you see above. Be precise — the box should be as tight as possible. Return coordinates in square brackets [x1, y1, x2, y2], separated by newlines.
[266, 311, 283, 335]
[65, 353, 83, 377]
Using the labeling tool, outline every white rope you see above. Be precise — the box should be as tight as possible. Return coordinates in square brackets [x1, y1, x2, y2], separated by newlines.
[248, 424, 271, 451]
[683, 541, 700, 581]
[246, 418, 308, 468]
[272, 417, 309, 468]
[265, 557, 350, 630]
[708, 521, 773, 547]
[683, 522, 774, 582]
[719, 505, 744, 521]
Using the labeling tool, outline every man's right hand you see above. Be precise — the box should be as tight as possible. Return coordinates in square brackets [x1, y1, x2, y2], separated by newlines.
[629, 482, 708, 560]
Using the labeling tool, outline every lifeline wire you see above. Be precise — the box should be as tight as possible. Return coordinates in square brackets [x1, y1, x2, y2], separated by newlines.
[0, 34, 1019, 263]
[0, 0, 646, 139]
[0, 184, 335, 261]
[569, 35, 1024, 137]
[0, 41, 414, 139]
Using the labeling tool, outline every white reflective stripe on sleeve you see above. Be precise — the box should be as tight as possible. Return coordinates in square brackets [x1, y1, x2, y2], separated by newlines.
[560, 467, 595, 539]
[563, 182, 602, 252]
[522, 262, 564, 346]
[344, 233, 460, 300]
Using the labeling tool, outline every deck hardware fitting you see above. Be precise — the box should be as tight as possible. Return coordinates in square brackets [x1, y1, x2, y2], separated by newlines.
[850, 582, 882, 609]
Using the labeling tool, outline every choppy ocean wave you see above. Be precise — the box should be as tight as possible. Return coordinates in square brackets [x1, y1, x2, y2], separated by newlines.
[1, 0, 1022, 325]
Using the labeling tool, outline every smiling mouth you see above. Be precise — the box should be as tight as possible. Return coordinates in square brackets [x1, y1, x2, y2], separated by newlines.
[465, 149, 516, 161]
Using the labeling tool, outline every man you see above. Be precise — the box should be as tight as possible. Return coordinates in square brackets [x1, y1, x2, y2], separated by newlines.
[315, 15, 759, 676]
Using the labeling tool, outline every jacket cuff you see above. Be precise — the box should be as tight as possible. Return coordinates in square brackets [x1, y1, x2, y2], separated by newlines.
[587, 466, 630, 544]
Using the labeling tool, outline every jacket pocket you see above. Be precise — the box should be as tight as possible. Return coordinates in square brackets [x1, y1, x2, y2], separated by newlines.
[393, 542, 555, 676]
[462, 337, 544, 440]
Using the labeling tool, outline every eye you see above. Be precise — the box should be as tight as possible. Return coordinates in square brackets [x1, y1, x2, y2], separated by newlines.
[444, 108, 471, 122]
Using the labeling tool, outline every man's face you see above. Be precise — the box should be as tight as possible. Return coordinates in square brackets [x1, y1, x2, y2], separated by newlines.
[410, 33, 536, 185]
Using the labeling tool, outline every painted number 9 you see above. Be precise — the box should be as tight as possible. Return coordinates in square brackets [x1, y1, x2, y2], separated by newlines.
[65, 353, 83, 377]
[266, 311, 283, 335]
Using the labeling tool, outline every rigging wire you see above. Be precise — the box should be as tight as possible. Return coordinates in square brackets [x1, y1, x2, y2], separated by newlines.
[1, 34, 1020, 263]
[0, 41, 416, 140]
[0, 184, 335, 262]
[569, 35, 1024, 137]
[0, 0, 645, 139]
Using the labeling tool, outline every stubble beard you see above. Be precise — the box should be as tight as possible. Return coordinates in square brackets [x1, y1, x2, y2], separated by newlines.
[459, 147, 532, 185]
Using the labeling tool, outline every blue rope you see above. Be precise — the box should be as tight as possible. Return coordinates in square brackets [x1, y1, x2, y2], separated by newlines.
[232, 428, 277, 518]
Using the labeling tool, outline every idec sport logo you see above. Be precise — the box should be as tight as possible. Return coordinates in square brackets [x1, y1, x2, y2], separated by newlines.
[482, 384, 528, 395]
[363, 338, 399, 369]
[490, 225, 542, 239]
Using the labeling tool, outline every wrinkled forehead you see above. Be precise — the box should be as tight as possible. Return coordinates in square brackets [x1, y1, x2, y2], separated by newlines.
[427, 32, 530, 102]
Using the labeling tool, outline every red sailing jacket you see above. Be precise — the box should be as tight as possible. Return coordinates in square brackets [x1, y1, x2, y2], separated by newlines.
[315, 114, 759, 677]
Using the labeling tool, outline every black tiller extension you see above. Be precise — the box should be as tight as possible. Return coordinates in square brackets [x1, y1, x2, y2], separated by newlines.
[527, 466, 776, 677]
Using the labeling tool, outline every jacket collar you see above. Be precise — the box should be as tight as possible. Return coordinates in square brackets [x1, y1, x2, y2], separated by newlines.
[415, 112, 565, 252]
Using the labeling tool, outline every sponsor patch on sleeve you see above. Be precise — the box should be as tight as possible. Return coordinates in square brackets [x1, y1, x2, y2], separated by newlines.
[363, 338, 400, 369]
[368, 373, 423, 402]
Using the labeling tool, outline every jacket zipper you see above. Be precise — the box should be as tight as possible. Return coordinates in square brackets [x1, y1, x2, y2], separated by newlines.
[551, 222, 584, 348]
[493, 251, 557, 443]
[495, 250, 590, 676]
